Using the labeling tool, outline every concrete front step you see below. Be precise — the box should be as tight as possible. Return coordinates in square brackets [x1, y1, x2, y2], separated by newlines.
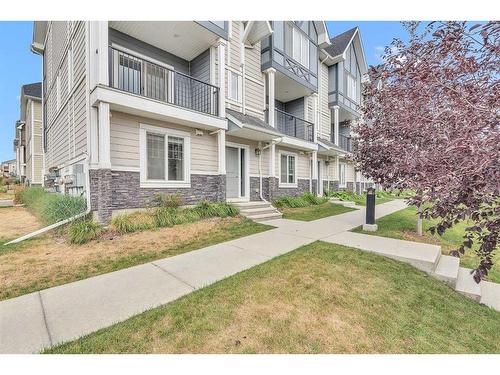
[240, 207, 279, 216]
[431, 255, 460, 288]
[248, 212, 283, 222]
[233, 201, 282, 222]
[455, 267, 482, 302]
[323, 232, 441, 273]
[480, 280, 500, 311]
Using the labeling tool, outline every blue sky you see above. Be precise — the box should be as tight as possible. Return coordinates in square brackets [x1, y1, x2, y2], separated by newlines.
[0, 21, 41, 162]
[0, 21, 408, 162]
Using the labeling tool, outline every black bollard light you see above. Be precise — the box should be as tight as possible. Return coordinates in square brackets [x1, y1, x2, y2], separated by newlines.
[363, 188, 378, 232]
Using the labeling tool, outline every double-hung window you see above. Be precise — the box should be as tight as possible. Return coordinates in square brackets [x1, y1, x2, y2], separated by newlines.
[338, 163, 347, 188]
[346, 73, 357, 102]
[140, 124, 191, 188]
[280, 153, 297, 187]
[292, 27, 310, 69]
[228, 70, 242, 103]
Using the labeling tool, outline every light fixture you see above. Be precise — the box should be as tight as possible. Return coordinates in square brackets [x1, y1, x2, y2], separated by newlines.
[195, 129, 204, 136]
[255, 148, 261, 156]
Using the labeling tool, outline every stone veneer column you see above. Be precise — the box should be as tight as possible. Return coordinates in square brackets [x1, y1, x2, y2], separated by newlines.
[97, 169, 112, 223]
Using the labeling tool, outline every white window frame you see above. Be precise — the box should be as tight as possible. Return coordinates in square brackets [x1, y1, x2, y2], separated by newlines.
[346, 73, 357, 102]
[279, 151, 298, 188]
[292, 27, 310, 69]
[339, 162, 347, 188]
[139, 123, 191, 188]
[228, 70, 242, 103]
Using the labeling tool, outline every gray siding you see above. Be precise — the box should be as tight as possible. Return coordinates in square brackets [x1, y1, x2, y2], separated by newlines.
[109, 28, 190, 74]
[190, 49, 211, 83]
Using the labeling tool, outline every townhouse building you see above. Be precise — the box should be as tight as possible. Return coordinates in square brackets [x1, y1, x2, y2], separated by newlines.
[31, 21, 372, 223]
[13, 82, 43, 185]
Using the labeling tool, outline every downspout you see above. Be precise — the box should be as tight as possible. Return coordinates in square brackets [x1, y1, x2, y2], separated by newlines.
[4, 153, 93, 245]
[258, 138, 282, 202]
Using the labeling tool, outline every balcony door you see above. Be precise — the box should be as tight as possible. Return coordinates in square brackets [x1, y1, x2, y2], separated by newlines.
[225, 144, 249, 202]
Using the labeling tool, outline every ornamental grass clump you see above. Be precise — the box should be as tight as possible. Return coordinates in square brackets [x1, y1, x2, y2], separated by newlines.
[67, 219, 103, 244]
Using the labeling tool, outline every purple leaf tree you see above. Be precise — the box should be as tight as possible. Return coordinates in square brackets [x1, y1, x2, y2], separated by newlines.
[354, 21, 499, 282]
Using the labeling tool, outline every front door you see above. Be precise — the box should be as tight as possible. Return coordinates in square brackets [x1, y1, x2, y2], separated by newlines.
[225, 146, 247, 201]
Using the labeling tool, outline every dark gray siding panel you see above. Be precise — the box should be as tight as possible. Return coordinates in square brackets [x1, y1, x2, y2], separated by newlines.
[284, 97, 304, 119]
[190, 49, 210, 83]
[109, 28, 189, 74]
[196, 21, 228, 40]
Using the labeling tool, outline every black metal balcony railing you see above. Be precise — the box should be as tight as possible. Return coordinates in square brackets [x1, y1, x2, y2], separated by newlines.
[266, 108, 314, 142]
[338, 134, 352, 152]
[109, 46, 219, 117]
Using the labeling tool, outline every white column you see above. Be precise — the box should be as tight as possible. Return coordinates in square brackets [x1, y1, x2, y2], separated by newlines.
[269, 143, 276, 178]
[98, 102, 111, 169]
[312, 151, 318, 179]
[312, 93, 319, 143]
[89, 106, 99, 169]
[265, 68, 276, 127]
[217, 130, 226, 175]
[217, 39, 226, 118]
[97, 21, 109, 86]
[333, 105, 339, 145]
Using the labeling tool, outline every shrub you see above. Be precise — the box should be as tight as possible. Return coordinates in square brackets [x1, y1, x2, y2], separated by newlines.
[68, 219, 103, 244]
[194, 201, 239, 218]
[0, 186, 7, 193]
[112, 212, 156, 234]
[149, 193, 183, 209]
[273, 193, 327, 209]
[15, 187, 86, 224]
[39, 194, 87, 225]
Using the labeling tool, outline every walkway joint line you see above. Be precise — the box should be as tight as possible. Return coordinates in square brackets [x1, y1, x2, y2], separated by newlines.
[150, 262, 196, 291]
[38, 291, 53, 347]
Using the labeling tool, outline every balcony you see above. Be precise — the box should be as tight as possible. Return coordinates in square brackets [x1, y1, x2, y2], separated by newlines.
[337, 134, 352, 152]
[266, 108, 314, 142]
[109, 46, 219, 117]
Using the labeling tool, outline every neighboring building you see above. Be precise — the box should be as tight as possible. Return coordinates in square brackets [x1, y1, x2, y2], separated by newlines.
[31, 21, 373, 223]
[13, 82, 43, 185]
[1, 159, 16, 178]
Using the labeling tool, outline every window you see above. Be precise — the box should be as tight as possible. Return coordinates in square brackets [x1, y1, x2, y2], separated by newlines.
[228, 71, 242, 103]
[117, 53, 142, 95]
[339, 163, 346, 188]
[292, 27, 310, 69]
[140, 124, 191, 187]
[346, 73, 357, 101]
[280, 153, 297, 186]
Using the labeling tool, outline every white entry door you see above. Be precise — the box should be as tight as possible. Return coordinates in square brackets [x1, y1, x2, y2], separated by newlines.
[226, 146, 239, 199]
[225, 145, 248, 201]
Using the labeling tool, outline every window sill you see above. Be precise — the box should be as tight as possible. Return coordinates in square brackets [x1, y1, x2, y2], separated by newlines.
[279, 183, 298, 189]
[140, 181, 191, 189]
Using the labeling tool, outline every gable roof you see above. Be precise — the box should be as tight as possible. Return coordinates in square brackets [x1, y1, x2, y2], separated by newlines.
[22, 82, 42, 99]
[324, 27, 358, 58]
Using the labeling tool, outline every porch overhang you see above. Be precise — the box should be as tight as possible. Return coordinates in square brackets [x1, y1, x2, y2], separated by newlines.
[279, 136, 318, 152]
[226, 109, 282, 142]
[317, 137, 349, 156]
[242, 21, 273, 46]
[90, 85, 227, 131]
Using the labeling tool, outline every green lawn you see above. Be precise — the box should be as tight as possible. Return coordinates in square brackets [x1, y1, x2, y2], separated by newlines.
[281, 202, 356, 221]
[352, 206, 500, 283]
[47, 241, 500, 354]
[0, 218, 272, 301]
[353, 196, 394, 206]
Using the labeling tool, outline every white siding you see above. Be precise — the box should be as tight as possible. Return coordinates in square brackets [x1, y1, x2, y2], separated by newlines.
[226, 135, 270, 176]
[319, 61, 331, 138]
[44, 21, 87, 171]
[110, 111, 219, 174]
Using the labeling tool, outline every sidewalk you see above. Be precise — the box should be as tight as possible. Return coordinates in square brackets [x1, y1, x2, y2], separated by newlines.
[1, 200, 407, 353]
